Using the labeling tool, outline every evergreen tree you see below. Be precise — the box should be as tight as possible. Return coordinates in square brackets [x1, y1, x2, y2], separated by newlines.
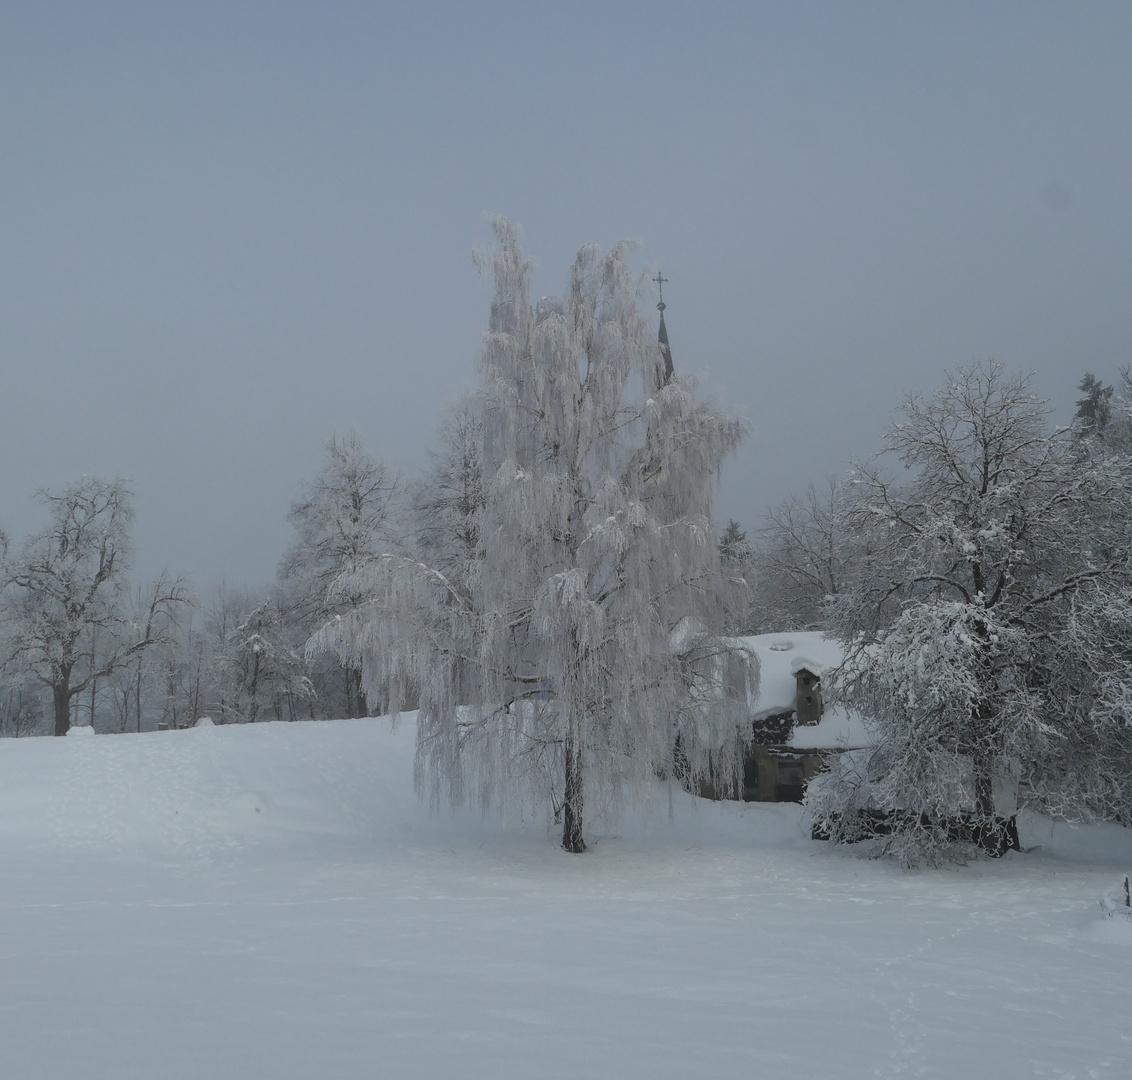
[718, 520, 749, 564]
[718, 520, 755, 633]
[1074, 372, 1114, 436]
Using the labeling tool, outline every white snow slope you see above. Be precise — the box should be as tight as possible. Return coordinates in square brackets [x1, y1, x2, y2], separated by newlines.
[2, 718, 1131, 1079]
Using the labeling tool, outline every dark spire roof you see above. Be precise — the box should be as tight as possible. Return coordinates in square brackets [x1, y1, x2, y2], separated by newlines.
[654, 273, 674, 387]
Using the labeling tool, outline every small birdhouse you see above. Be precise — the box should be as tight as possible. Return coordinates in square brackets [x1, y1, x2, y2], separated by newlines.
[794, 667, 823, 726]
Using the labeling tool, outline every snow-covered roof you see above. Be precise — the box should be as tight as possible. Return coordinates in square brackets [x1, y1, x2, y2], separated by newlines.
[731, 632, 873, 750]
[733, 632, 843, 717]
[785, 705, 869, 750]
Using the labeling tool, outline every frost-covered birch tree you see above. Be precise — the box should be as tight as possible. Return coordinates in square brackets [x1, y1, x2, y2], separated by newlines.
[814, 362, 1132, 863]
[313, 219, 748, 851]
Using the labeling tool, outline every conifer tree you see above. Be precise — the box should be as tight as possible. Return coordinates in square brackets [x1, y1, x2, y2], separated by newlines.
[1074, 372, 1114, 436]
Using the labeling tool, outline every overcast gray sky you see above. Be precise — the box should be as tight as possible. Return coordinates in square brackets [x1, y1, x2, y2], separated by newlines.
[2, 2, 1129, 587]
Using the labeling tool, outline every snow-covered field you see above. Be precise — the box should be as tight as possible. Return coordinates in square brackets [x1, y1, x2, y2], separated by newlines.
[2, 719, 1131, 1079]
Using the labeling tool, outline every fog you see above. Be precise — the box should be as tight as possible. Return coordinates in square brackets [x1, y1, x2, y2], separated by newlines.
[2, 2, 1128, 585]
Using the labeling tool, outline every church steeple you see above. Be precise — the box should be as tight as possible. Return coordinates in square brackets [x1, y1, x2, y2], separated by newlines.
[654, 272, 675, 387]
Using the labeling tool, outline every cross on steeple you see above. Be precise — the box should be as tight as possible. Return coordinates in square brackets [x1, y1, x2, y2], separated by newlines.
[653, 272, 674, 387]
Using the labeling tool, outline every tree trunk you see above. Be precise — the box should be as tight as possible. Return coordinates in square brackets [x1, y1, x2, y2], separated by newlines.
[53, 679, 71, 737]
[351, 666, 368, 718]
[969, 633, 1012, 857]
[248, 651, 260, 723]
[973, 745, 995, 834]
[89, 626, 98, 732]
[190, 641, 203, 725]
[136, 654, 145, 733]
[972, 746, 1016, 856]
[561, 736, 586, 853]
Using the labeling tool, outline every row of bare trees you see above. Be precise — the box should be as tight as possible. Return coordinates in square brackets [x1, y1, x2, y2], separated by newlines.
[0, 479, 185, 736]
[0, 387, 488, 736]
[0, 439, 401, 734]
[0, 490, 317, 736]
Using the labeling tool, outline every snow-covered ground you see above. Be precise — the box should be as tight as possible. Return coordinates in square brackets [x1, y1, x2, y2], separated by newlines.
[2, 719, 1131, 1079]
